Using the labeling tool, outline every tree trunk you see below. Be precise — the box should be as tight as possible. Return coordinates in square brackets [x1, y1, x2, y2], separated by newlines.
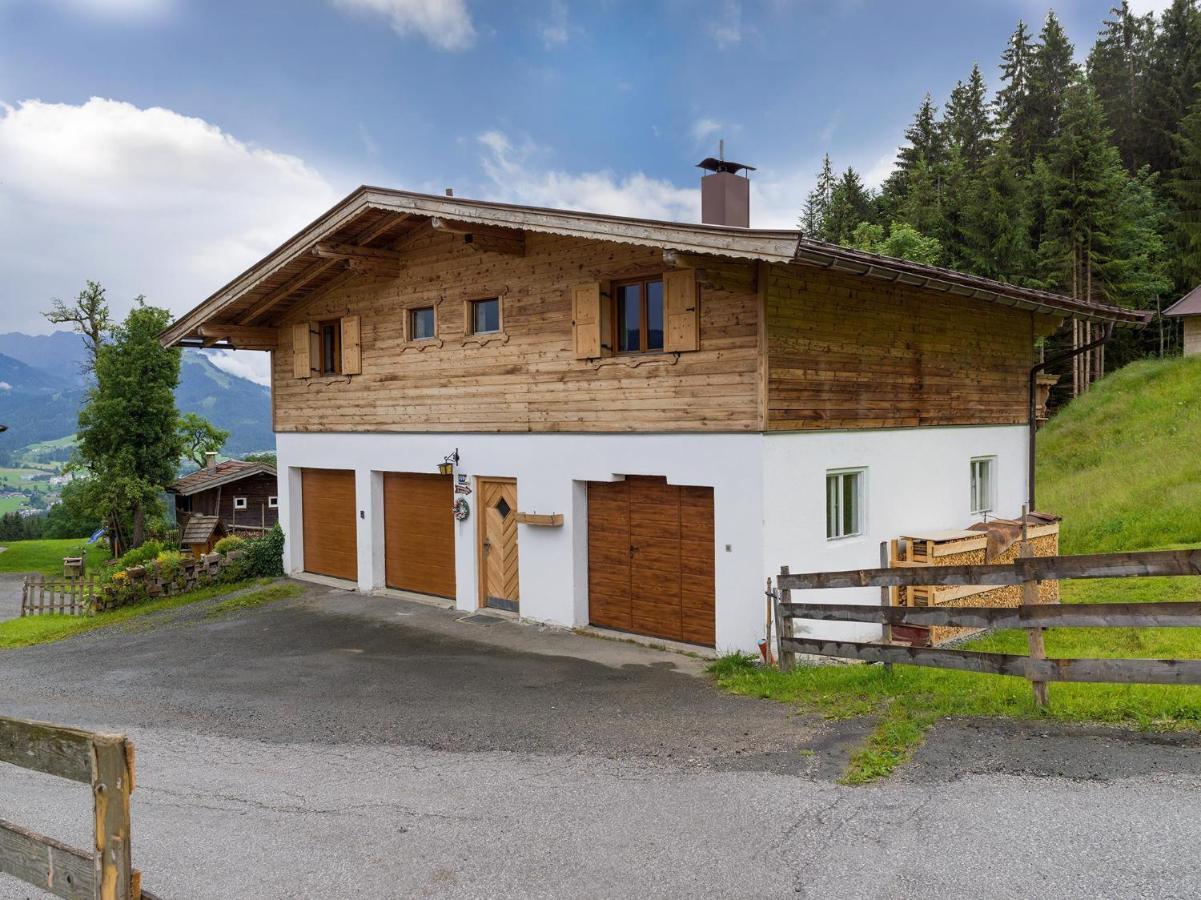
[132, 502, 145, 549]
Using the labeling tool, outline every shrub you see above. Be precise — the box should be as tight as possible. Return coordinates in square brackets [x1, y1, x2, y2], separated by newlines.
[116, 540, 165, 571]
[153, 549, 185, 581]
[213, 535, 246, 555]
[223, 524, 285, 581]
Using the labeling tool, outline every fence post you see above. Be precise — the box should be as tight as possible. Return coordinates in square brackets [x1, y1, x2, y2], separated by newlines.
[879, 541, 893, 672]
[777, 565, 796, 672]
[92, 734, 134, 900]
[1020, 514, 1050, 709]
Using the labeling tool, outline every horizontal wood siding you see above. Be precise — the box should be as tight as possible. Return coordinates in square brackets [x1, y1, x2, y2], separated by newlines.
[765, 266, 1052, 430]
[272, 231, 760, 433]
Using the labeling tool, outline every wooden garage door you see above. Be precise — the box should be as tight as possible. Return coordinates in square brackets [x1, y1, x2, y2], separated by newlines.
[587, 475, 715, 647]
[301, 468, 357, 582]
[383, 472, 455, 599]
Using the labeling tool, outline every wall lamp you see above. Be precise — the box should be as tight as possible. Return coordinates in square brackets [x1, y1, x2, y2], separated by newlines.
[438, 449, 460, 476]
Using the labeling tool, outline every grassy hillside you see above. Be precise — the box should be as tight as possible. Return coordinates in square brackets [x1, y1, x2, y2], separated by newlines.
[1038, 355, 1201, 554]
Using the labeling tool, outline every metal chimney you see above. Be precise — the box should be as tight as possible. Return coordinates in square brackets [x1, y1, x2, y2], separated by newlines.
[696, 141, 755, 227]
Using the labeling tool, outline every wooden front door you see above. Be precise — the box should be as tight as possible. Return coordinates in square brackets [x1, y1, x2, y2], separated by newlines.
[301, 468, 358, 582]
[383, 472, 455, 599]
[478, 478, 519, 612]
[587, 476, 715, 647]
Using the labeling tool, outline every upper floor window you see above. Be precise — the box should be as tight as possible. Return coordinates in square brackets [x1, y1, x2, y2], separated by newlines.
[318, 320, 342, 375]
[233, 496, 248, 510]
[410, 307, 436, 341]
[268, 496, 279, 509]
[970, 457, 995, 515]
[470, 298, 501, 334]
[826, 468, 865, 540]
[614, 277, 664, 353]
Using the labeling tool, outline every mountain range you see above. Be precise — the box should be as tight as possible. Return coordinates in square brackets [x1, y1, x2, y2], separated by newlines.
[0, 331, 273, 459]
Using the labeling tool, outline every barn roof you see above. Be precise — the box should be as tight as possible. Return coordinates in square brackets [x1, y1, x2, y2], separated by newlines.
[160, 186, 1150, 348]
[1165, 284, 1201, 317]
[169, 460, 276, 497]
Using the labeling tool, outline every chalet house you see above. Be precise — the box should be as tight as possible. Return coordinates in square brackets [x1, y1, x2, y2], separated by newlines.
[169, 453, 279, 535]
[160, 166, 1146, 652]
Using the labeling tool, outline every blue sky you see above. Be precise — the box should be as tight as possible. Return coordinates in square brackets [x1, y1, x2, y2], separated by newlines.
[0, 0, 1171, 380]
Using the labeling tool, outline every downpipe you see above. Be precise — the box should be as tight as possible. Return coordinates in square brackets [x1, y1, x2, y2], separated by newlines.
[1027, 322, 1113, 511]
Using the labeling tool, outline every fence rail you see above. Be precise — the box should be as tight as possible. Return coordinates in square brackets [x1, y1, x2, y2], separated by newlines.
[20, 575, 97, 617]
[0, 715, 157, 900]
[773, 547, 1201, 708]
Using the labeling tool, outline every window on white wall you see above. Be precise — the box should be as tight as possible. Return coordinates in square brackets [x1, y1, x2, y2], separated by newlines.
[826, 469, 864, 540]
[970, 457, 995, 515]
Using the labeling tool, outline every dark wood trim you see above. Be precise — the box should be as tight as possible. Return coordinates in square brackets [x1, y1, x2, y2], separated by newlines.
[611, 274, 665, 354]
[317, 318, 342, 375]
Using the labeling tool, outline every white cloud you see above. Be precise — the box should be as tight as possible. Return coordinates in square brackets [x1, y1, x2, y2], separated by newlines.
[0, 382, 11, 391]
[202, 349, 272, 386]
[538, 0, 570, 48]
[331, 0, 476, 50]
[711, 0, 742, 48]
[1126, 0, 1173, 14]
[0, 97, 340, 334]
[690, 118, 723, 144]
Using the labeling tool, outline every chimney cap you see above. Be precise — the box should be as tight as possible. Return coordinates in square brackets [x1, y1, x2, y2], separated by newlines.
[696, 157, 755, 175]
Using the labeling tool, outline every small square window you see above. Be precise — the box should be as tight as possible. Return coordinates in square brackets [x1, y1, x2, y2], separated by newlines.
[470, 298, 500, 334]
[410, 307, 435, 341]
[233, 497, 248, 510]
[970, 457, 995, 515]
[826, 469, 865, 540]
[268, 496, 279, 509]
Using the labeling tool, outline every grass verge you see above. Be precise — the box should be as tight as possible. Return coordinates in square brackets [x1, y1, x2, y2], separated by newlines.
[0, 538, 108, 575]
[711, 576, 1201, 784]
[207, 583, 302, 618]
[0, 578, 280, 650]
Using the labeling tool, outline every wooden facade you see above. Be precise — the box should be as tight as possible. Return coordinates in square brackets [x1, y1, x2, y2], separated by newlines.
[267, 229, 1056, 436]
[175, 470, 279, 531]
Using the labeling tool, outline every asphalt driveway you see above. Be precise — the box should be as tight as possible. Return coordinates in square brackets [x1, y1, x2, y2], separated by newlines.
[1, 580, 1200, 898]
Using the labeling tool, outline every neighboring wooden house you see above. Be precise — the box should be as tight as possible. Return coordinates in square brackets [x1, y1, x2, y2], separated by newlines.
[160, 175, 1146, 651]
[169, 454, 279, 535]
[1165, 285, 1201, 357]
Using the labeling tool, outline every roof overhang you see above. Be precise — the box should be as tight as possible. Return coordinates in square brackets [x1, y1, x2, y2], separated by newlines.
[161, 187, 1150, 348]
[168, 464, 277, 497]
[1164, 285, 1201, 318]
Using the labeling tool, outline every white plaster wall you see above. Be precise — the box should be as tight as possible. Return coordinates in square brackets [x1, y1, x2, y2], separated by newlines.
[276, 432, 767, 652]
[762, 424, 1029, 642]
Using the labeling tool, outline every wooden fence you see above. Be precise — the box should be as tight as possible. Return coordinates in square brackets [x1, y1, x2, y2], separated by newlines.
[773, 548, 1201, 708]
[0, 715, 158, 899]
[21, 575, 97, 617]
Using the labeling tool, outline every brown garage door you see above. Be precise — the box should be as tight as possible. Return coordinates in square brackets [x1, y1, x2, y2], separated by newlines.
[587, 475, 715, 647]
[301, 468, 357, 582]
[383, 472, 455, 599]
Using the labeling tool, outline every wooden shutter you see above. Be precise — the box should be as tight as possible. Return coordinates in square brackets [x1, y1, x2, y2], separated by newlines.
[663, 269, 699, 352]
[291, 323, 312, 378]
[572, 282, 602, 359]
[341, 315, 361, 375]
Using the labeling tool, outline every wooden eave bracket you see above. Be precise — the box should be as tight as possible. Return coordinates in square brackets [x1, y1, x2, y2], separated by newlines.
[431, 216, 525, 256]
[197, 324, 280, 351]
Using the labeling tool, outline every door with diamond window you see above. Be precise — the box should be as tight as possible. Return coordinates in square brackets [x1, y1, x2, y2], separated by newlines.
[478, 478, 519, 612]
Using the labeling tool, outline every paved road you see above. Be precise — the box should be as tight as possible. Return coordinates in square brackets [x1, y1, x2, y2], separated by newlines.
[0, 581, 1199, 898]
[0, 573, 24, 621]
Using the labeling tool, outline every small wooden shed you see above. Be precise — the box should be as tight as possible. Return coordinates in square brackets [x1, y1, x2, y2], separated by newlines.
[1165, 285, 1201, 357]
[180, 514, 226, 558]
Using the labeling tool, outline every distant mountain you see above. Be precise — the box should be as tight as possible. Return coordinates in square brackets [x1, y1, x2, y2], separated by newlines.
[0, 332, 273, 458]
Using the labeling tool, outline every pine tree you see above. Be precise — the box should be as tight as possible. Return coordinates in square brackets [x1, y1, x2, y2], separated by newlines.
[1170, 96, 1201, 285]
[801, 153, 835, 235]
[996, 20, 1037, 165]
[879, 94, 947, 228]
[1087, 2, 1156, 172]
[1025, 12, 1080, 159]
[944, 65, 994, 172]
[821, 168, 874, 244]
[957, 137, 1032, 281]
[1143, 0, 1201, 174]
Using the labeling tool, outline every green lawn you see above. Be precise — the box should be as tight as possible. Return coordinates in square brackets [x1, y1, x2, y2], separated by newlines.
[0, 496, 25, 514]
[0, 579, 293, 650]
[0, 538, 108, 575]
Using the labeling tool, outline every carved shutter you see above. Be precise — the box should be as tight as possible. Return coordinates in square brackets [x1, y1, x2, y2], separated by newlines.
[572, 282, 602, 359]
[663, 269, 699, 352]
[341, 315, 362, 375]
[291, 323, 312, 378]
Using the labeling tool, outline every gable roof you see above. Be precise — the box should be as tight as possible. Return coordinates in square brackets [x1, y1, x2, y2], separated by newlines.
[1165, 285, 1201, 317]
[160, 186, 1150, 348]
[180, 514, 224, 546]
[169, 460, 277, 497]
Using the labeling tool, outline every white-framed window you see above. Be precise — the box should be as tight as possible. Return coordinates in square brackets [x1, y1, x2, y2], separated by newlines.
[233, 496, 248, 510]
[826, 468, 865, 540]
[970, 457, 996, 515]
[268, 496, 279, 509]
